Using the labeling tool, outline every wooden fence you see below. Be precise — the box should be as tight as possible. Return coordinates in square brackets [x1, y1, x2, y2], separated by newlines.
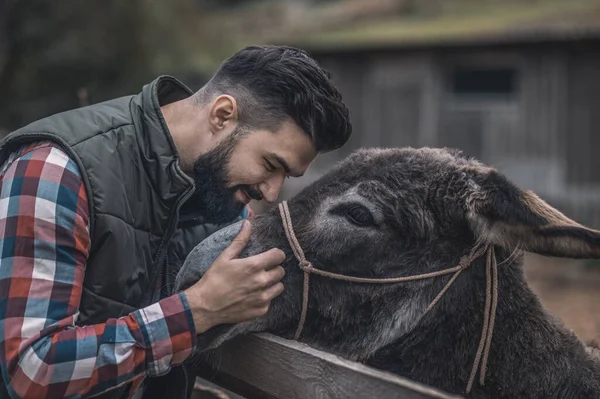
[191, 333, 462, 399]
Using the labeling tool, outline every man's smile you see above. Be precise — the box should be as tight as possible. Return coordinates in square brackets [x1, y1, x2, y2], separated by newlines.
[236, 188, 251, 205]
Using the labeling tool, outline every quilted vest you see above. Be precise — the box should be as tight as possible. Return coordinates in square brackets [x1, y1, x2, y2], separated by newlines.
[0, 76, 240, 399]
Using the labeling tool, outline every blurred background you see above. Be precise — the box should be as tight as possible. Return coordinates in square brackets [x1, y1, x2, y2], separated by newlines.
[1, 0, 598, 342]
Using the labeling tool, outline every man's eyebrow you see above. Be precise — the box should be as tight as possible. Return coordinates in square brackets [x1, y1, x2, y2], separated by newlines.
[272, 154, 304, 177]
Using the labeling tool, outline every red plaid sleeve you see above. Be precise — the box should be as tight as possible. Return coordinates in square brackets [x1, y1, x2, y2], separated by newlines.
[0, 141, 197, 399]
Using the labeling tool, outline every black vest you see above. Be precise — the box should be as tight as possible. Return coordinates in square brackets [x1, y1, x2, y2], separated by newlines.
[0, 76, 238, 399]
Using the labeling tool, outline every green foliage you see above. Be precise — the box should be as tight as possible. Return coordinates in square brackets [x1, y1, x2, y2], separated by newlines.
[0, 0, 214, 131]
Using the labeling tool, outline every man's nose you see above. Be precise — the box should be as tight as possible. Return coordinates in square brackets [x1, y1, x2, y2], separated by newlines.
[260, 174, 286, 203]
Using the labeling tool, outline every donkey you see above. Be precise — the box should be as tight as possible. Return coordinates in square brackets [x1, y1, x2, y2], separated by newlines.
[175, 147, 600, 399]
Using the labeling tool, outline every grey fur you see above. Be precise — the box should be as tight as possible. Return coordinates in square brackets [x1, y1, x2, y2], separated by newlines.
[175, 147, 600, 399]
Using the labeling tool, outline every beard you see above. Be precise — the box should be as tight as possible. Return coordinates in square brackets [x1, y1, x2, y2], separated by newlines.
[184, 130, 262, 225]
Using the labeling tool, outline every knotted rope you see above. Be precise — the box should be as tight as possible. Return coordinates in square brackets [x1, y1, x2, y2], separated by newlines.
[278, 200, 498, 394]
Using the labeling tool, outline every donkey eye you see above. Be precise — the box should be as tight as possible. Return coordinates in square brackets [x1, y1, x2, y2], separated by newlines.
[333, 203, 375, 227]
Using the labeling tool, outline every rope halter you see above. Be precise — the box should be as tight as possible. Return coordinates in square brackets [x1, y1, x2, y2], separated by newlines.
[277, 200, 499, 394]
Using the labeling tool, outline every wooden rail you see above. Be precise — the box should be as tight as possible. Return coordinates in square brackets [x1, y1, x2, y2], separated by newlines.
[193, 333, 463, 399]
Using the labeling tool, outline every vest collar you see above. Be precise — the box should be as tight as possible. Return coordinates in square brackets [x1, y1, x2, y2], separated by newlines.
[133, 75, 196, 198]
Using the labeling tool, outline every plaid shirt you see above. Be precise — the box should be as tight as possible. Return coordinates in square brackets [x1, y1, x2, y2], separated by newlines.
[0, 141, 198, 398]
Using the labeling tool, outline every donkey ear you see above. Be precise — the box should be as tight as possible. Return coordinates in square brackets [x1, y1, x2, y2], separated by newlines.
[466, 169, 600, 259]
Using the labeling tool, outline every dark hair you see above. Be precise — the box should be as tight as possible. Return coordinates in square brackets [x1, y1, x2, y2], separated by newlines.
[197, 45, 352, 153]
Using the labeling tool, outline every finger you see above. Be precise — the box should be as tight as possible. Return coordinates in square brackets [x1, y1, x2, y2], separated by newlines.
[247, 305, 271, 319]
[250, 282, 285, 308]
[264, 249, 286, 271]
[244, 248, 286, 271]
[249, 266, 285, 290]
[221, 220, 251, 260]
[261, 282, 284, 302]
[263, 266, 285, 286]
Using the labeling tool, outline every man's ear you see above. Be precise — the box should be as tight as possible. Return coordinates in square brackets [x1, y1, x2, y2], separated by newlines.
[466, 169, 600, 259]
[208, 95, 238, 135]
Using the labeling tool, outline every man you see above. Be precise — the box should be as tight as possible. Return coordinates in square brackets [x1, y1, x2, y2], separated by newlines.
[0, 45, 351, 399]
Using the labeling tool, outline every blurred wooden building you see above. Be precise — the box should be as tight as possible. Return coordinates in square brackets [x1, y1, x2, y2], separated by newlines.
[274, 0, 600, 228]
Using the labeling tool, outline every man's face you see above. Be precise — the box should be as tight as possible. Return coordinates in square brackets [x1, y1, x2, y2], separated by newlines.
[191, 120, 317, 224]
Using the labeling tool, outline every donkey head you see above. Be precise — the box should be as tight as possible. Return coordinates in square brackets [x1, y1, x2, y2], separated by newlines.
[175, 147, 600, 363]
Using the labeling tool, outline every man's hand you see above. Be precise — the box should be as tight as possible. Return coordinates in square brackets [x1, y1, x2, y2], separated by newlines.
[183, 220, 286, 334]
